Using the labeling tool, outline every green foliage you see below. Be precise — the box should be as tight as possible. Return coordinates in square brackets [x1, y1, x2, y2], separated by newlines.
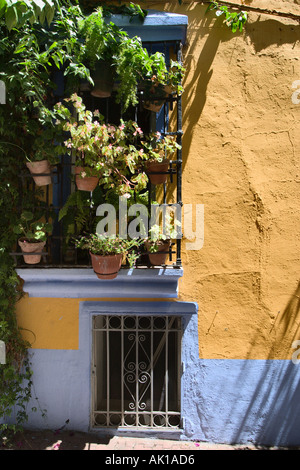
[142, 132, 181, 163]
[0, 251, 34, 441]
[13, 211, 52, 242]
[0, 0, 59, 31]
[207, 1, 248, 33]
[55, 93, 148, 196]
[75, 233, 142, 267]
[102, 2, 147, 21]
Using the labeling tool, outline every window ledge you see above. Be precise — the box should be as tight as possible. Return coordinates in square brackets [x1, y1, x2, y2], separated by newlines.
[17, 267, 184, 299]
[108, 9, 188, 44]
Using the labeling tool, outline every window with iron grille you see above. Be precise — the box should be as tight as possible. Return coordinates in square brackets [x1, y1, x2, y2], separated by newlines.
[12, 39, 183, 270]
[92, 314, 182, 429]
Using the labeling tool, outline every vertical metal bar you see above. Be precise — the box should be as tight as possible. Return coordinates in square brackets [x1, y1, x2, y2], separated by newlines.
[150, 316, 154, 427]
[178, 317, 182, 416]
[135, 317, 138, 427]
[165, 316, 169, 427]
[106, 315, 110, 427]
[121, 316, 124, 426]
[176, 42, 183, 266]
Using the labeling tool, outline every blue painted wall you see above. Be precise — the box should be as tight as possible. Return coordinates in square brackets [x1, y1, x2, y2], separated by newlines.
[15, 302, 300, 446]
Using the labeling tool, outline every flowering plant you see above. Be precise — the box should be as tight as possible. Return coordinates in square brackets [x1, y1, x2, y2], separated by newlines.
[141, 132, 181, 163]
[54, 94, 149, 196]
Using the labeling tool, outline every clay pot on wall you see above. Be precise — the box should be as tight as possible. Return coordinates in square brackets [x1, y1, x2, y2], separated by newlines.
[75, 167, 99, 192]
[26, 160, 51, 186]
[146, 159, 170, 185]
[18, 239, 46, 264]
[145, 239, 171, 266]
[142, 81, 170, 113]
[90, 252, 123, 279]
[90, 61, 114, 98]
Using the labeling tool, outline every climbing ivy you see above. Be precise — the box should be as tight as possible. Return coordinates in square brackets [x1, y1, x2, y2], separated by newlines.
[206, 1, 248, 32]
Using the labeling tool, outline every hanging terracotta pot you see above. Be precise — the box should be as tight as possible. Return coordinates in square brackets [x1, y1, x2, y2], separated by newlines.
[143, 99, 165, 113]
[141, 80, 168, 112]
[146, 159, 170, 185]
[26, 160, 51, 186]
[18, 239, 46, 264]
[90, 60, 114, 98]
[145, 239, 171, 266]
[90, 252, 123, 279]
[75, 167, 99, 192]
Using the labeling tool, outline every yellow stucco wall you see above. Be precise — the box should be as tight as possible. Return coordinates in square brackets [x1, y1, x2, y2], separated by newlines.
[174, 0, 300, 359]
[16, 1, 300, 360]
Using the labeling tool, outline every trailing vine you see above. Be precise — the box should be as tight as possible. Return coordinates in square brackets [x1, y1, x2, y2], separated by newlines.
[206, 1, 248, 32]
[0, 147, 35, 442]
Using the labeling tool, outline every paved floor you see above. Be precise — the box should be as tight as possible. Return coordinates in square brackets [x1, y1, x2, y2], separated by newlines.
[2, 429, 266, 450]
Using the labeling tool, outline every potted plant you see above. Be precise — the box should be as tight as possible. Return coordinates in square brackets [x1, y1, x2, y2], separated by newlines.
[75, 233, 142, 279]
[145, 214, 181, 266]
[142, 132, 181, 185]
[54, 94, 109, 191]
[13, 211, 52, 264]
[77, 7, 185, 112]
[24, 103, 66, 186]
[55, 95, 149, 195]
[140, 55, 186, 112]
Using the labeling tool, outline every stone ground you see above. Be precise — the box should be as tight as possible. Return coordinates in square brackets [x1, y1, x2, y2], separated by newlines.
[0, 429, 295, 451]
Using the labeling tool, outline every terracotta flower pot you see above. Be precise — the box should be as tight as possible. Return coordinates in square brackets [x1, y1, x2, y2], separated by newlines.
[90, 61, 114, 98]
[146, 159, 170, 185]
[145, 239, 171, 266]
[75, 167, 99, 192]
[26, 160, 51, 186]
[90, 252, 123, 279]
[141, 80, 168, 113]
[18, 239, 46, 264]
[143, 100, 165, 113]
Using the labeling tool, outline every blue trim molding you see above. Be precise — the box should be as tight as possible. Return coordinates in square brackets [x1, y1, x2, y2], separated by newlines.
[107, 9, 188, 44]
[17, 267, 184, 298]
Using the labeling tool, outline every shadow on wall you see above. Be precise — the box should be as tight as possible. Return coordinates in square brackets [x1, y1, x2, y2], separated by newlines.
[245, 18, 300, 53]
[270, 281, 300, 358]
[172, 4, 300, 171]
[227, 282, 300, 446]
[227, 358, 300, 446]
[181, 7, 235, 169]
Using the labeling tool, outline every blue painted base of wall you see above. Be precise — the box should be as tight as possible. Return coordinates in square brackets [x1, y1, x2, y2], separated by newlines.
[10, 303, 300, 446]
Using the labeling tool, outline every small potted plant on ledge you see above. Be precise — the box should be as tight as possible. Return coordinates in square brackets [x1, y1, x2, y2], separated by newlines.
[13, 211, 52, 264]
[142, 132, 181, 185]
[75, 233, 142, 279]
[54, 94, 109, 192]
[145, 213, 181, 266]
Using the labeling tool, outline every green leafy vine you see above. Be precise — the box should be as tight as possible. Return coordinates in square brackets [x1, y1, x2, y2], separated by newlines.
[206, 1, 248, 33]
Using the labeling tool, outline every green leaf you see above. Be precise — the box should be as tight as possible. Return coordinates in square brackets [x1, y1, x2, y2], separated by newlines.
[21, 211, 34, 221]
[5, 6, 17, 31]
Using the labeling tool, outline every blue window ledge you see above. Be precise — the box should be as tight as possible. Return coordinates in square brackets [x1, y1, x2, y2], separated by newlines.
[106, 9, 188, 44]
[17, 267, 184, 299]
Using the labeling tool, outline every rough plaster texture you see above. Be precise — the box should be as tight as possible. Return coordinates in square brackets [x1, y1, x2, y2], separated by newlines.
[151, 0, 300, 359]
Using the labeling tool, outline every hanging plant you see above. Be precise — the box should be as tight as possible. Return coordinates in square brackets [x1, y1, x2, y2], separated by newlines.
[206, 1, 248, 33]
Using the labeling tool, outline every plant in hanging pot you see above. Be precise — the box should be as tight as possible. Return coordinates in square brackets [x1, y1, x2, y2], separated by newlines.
[54, 94, 108, 191]
[78, 7, 133, 100]
[24, 103, 66, 186]
[142, 132, 181, 185]
[145, 214, 181, 266]
[13, 211, 52, 265]
[140, 55, 186, 112]
[75, 233, 142, 279]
